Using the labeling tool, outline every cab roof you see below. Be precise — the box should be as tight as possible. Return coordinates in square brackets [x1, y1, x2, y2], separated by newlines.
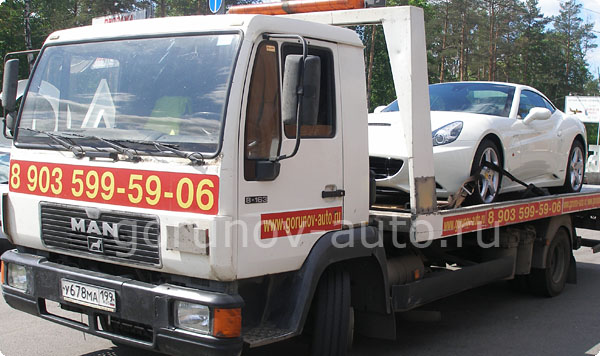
[44, 14, 363, 48]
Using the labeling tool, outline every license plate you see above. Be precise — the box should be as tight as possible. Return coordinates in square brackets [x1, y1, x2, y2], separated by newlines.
[61, 279, 116, 312]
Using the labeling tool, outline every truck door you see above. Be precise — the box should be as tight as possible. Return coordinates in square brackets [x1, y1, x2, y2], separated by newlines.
[237, 38, 343, 278]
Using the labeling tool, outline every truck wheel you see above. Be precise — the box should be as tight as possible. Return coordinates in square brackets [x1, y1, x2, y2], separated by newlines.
[529, 229, 571, 297]
[311, 266, 354, 356]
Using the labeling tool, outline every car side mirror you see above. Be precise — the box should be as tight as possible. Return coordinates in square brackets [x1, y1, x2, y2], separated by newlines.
[523, 107, 551, 125]
[373, 105, 386, 113]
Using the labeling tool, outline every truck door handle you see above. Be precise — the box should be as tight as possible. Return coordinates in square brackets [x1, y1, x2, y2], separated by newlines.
[322, 189, 345, 198]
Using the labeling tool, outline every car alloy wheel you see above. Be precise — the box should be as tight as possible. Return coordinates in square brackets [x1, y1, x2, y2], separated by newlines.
[477, 146, 500, 204]
[568, 145, 584, 192]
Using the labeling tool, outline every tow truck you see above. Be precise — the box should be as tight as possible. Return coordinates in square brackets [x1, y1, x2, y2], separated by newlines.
[1, 2, 599, 356]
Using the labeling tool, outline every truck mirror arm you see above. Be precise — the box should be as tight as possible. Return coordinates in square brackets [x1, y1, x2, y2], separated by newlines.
[264, 33, 308, 161]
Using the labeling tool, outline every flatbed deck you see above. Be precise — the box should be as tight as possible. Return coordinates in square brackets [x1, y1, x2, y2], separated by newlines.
[370, 185, 600, 238]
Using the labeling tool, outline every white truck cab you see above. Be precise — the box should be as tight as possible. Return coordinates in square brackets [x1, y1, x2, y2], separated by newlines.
[3, 13, 371, 281]
[1, 10, 376, 355]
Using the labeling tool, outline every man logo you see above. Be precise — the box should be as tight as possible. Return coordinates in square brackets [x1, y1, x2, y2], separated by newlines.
[71, 218, 118, 238]
[87, 237, 104, 253]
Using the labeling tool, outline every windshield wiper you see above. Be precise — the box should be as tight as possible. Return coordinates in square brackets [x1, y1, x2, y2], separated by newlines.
[62, 133, 141, 162]
[20, 128, 85, 158]
[121, 139, 205, 165]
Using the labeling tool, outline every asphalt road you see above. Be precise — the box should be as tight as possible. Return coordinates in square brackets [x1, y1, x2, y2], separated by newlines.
[1, 229, 600, 356]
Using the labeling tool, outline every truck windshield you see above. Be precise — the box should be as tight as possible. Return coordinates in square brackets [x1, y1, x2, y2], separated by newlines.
[16, 34, 241, 156]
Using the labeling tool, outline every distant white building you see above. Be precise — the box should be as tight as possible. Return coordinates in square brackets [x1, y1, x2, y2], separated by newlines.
[566, 96, 600, 180]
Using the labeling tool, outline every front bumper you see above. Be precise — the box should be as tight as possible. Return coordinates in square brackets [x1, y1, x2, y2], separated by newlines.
[374, 141, 476, 197]
[1, 250, 243, 356]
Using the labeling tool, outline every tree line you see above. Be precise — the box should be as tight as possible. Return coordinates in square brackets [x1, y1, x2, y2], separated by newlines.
[0, 0, 598, 113]
[365, 0, 599, 111]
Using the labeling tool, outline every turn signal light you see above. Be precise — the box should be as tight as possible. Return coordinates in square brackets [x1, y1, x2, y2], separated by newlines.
[213, 308, 242, 338]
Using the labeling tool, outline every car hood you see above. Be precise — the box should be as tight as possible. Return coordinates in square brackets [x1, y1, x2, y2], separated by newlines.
[368, 110, 497, 158]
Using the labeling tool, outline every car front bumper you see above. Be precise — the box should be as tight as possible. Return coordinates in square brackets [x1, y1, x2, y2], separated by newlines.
[1, 250, 243, 356]
[374, 141, 476, 198]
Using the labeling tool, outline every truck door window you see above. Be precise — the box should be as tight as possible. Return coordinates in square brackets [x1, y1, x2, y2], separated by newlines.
[281, 44, 335, 138]
[244, 41, 282, 181]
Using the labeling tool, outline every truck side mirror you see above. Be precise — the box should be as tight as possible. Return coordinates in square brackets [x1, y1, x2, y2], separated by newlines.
[254, 160, 281, 181]
[282, 54, 321, 127]
[279, 54, 321, 160]
[2, 59, 20, 136]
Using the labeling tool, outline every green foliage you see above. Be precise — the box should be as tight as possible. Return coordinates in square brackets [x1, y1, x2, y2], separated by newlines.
[0, 0, 28, 78]
[364, 0, 600, 111]
[586, 123, 599, 146]
[0, 0, 598, 114]
[0, 0, 254, 81]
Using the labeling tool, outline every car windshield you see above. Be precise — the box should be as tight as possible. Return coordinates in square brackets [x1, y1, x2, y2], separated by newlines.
[16, 34, 241, 156]
[381, 82, 515, 117]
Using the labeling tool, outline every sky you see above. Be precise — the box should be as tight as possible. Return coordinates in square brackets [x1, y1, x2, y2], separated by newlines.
[538, 0, 600, 77]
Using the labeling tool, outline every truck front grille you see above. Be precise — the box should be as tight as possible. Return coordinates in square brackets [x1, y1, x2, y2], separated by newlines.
[40, 202, 160, 266]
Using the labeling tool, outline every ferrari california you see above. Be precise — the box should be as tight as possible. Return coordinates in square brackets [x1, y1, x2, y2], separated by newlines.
[369, 81, 587, 204]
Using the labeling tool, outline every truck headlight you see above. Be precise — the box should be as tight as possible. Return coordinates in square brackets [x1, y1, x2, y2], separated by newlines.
[432, 121, 463, 146]
[6, 263, 28, 291]
[175, 301, 211, 335]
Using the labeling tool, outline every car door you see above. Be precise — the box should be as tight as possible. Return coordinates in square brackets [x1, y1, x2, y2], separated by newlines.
[236, 38, 344, 278]
[511, 89, 560, 182]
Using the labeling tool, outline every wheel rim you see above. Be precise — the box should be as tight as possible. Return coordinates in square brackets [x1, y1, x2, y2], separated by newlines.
[569, 146, 584, 191]
[550, 239, 566, 284]
[477, 147, 500, 203]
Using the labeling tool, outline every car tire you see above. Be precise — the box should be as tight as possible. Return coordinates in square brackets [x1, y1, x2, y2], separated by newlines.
[528, 229, 571, 297]
[467, 139, 502, 205]
[553, 140, 585, 194]
[311, 266, 354, 356]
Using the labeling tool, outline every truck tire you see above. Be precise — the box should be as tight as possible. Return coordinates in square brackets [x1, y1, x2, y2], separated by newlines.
[529, 229, 571, 297]
[311, 266, 354, 356]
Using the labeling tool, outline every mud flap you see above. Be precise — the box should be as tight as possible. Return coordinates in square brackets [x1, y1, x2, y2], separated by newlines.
[567, 253, 577, 284]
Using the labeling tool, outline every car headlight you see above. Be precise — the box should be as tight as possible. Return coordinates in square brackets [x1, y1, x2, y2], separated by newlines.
[432, 121, 463, 146]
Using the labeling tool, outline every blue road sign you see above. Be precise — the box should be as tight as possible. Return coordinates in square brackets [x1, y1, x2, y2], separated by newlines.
[209, 0, 222, 13]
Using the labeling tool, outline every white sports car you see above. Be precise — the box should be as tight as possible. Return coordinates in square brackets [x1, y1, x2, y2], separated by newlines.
[369, 81, 587, 204]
